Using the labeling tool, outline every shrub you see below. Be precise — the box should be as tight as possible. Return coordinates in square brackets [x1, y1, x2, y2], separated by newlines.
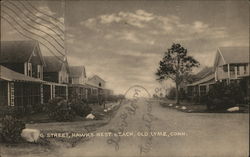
[32, 103, 44, 114]
[87, 95, 99, 104]
[70, 98, 92, 117]
[45, 97, 76, 122]
[0, 115, 25, 143]
[206, 82, 244, 110]
[167, 87, 176, 100]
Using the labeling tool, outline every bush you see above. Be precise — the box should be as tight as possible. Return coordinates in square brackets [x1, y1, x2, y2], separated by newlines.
[0, 115, 25, 143]
[167, 87, 176, 100]
[206, 82, 244, 110]
[69, 98, 92, 117]
[87, 95, 99, 104]
[45, 97, 76, 122]
[32, 103, 44, 114]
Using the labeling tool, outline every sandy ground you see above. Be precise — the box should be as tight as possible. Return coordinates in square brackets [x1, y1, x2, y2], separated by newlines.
[1, 98, 249, 157]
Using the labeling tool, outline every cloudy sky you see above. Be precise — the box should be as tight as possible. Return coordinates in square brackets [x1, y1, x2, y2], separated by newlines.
[1, 0, 249, 95]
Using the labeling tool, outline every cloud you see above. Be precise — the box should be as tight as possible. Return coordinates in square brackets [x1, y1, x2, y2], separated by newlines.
[100, 14, 122, 24]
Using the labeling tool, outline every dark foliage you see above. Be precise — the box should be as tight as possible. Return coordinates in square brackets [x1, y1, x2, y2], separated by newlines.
[87, 95, 99, 104]
[45, 97, 76, 122]
[156, 43, 200, 104]
[167, 87, 176, 100]
[70, 98, 92, 117]
[205, 82, 244, 110]
[0, 115, 25, 143]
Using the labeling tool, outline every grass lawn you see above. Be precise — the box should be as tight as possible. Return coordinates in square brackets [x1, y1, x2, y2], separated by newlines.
[158, 98, 249, 113]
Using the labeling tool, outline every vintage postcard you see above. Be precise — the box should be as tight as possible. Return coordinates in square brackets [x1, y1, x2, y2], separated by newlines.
[0, 0, 249, 157]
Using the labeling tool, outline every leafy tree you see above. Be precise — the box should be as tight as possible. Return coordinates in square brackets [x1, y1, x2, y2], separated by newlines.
[156, 43, 199, 104]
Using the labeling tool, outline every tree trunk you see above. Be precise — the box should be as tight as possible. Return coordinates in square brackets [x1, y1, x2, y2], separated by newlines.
[176, 82, 180, 104]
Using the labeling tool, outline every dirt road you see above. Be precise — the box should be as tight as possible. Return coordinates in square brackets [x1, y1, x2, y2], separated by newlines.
[59, 98, 249, 157]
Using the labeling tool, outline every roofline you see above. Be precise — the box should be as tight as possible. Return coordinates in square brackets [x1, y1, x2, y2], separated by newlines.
[34, 41, 46, 66]
[69, 65, 86, 77]
[89, 75, 106, 82]
[217, 48, 226, 64]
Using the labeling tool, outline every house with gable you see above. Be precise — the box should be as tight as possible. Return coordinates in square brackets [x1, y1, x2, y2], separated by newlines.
[85, 75, 110, 103]
[43, 56, 69, 102]
[214, 47, 249, 98]
[68, 66, 88, 100]
[0, 40, 45, 107]
[187, 46, 249, 101]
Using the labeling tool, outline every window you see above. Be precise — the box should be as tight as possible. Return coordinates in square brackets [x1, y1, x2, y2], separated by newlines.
[223, 65, 228, 72]
[28, 63, 32, 77]
[229, 65, 235, 75]
[237, 66, 240, 75]
[244, 65, 247, 74]
[199, 85, 206, 96]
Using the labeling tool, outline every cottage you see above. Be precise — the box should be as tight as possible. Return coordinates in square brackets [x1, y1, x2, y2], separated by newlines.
[86, 75, 109, 103]
[68, 66, 88, 100]
[214, 47, 249, 98]
[0, 40, 45, 107]
[43, 56, 69, 102]
[187, 47, 250, 100]
[187, 67, 215, 98]
[87, 75, 106, 88]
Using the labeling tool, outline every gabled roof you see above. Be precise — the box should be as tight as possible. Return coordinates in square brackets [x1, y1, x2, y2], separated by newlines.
[0, 65, 44, 83]
[69, 66, 86, 77]
[187, 73, 215, 86]
[43, 56, 67, 72]
[0, 40, 45, 65]
[88, 75, 105, 82]
[216, 47, 249, 65]
[187, 67, 215, 86]
[189, 66, 214, 82]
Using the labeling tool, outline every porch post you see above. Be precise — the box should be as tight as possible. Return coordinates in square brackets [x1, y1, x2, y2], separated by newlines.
[198, 85, 200, 97]
[234, 66, 237, 79]
[85, 88, 88, 100]
[7, 82, 10, 106]
[53, 85, 55, 98]
[66, 85, 68, 100]
[50, 84, 52, 99]
[227, 64, 230, 84]
[206, 84, 209, 93]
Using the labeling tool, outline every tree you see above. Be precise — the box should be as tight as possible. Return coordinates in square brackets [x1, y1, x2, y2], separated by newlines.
[156, 43, 199, 104]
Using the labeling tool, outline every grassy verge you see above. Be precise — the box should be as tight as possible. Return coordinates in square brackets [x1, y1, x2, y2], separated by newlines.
[158, 98, 249, 113]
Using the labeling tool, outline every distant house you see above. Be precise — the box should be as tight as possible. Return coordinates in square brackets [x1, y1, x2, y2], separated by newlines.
[0, 40, 45, 106]
[86, 75, 108, 102]
[68, 66, 87, 100]
[43, 56, 69, 102]
[69, 66, 87, 84]
[87, 75, 105, 88]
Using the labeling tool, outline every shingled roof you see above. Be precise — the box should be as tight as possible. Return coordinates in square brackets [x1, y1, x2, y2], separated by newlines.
[0, 40, 45, 65]
[217, 47, 249, 64]
[69, 66, 86, 77]
[43, 56, 67, 72]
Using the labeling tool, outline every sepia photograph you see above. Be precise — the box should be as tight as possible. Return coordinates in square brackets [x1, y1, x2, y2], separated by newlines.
[0, 0, 249, 157]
